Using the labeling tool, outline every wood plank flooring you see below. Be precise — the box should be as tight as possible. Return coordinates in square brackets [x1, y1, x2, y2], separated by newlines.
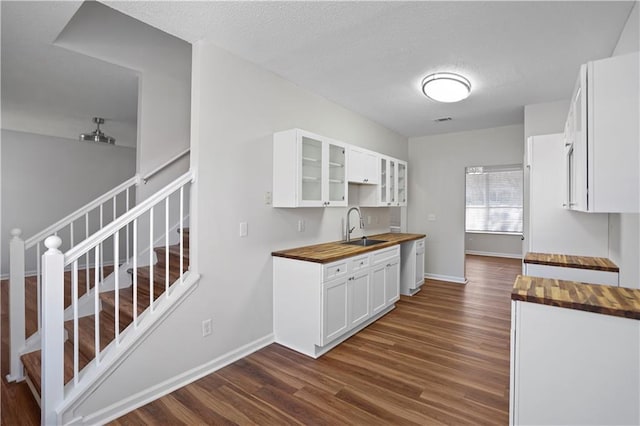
[111, 255, 520, 425]
[2, 255, 520, 425]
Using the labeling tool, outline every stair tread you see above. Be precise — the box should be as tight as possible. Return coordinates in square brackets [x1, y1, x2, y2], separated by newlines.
[155, 243, 190, 260]
[21, 340, 91, 396]
[64, 314, 116, 360]
[100, 287, 146, 332]
[19, 228, 190, 401]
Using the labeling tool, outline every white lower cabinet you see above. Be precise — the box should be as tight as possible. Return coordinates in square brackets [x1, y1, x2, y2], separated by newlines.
[321, 277, 349, 345]
[371, 265, 387, 315]
[274, 246, 400, 358]
[348, 270, 371, 328]
[511, 301, 640, 425]
[400, 238, 426, 295]
[385, 260, 400, 305]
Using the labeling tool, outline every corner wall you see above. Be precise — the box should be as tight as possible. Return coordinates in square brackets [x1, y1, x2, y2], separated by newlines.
[408, 124, 524, 282]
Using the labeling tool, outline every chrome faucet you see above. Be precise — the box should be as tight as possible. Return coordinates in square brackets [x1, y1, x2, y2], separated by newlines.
[345, 206, 365, 242]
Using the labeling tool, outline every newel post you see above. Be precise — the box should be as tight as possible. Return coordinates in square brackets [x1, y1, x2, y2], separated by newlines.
[7, 228, 25, 382]
[41, 235, 65, 426]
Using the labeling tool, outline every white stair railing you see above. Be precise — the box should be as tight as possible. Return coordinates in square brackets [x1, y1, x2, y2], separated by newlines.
[7, 175, 140, 382]
[40, 170, 194, 425]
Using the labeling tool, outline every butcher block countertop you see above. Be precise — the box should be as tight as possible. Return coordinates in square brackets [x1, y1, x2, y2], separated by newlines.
[272, 233, 426, 264]
[512, 275, 640, 320]
[524, 252, 619, 273]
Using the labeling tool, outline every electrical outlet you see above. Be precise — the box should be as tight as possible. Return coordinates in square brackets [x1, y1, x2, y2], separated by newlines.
[367, 215, 372, 225]
[427, 214, 437, 221]
[264, 191, 272, 205]
[202, 319, 212, 337]
[239, 222, 248, 237]
[297, 219, 305, 232]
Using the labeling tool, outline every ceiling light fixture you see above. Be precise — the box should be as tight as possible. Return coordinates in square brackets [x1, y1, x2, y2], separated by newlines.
[421, 72, 471, 103]
[80, 117, 115, 144]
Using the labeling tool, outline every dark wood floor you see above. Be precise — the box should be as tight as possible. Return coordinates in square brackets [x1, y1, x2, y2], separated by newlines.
[2, 255, 520, 425]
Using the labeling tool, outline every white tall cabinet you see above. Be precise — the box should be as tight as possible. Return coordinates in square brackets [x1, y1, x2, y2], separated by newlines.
[273, 129, 347, 207]
[524, 134, 609, 258]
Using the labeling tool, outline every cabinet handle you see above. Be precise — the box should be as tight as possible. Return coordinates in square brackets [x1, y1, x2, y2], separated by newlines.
[360, 261, 364, 265]
[386, 263, 392, 267]
[327, 201, 330, 206]
[336, 268, 340, 272]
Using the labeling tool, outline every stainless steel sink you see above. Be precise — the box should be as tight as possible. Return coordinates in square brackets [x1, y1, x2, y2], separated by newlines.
[342, 238, 387, 247]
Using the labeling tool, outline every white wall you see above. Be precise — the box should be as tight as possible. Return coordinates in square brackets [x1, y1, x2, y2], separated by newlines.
[54, 1, 192, 200]
[465, 233, 522, 258]
[73, 41, 408, 413]
[408, 124, 524, 282]
[609, 2, 639, 288]
[612, 2, 639, 56]
[524, 100, 571, 140]
[1, 130, 136, 275]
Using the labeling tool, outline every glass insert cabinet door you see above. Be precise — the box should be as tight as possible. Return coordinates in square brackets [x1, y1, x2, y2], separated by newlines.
[301, 136, 323, 204]
[397, 161, 407, 205]
[389, 159, 396, 203]
[327, 142, 346, 204]
[380, 157, 388, 204]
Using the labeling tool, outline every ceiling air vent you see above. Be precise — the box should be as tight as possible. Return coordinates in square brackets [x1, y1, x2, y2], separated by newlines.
[434, 117, 452, 122]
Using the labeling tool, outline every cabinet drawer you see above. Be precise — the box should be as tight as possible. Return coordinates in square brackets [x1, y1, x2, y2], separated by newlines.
[372, 246, 400, 265]
[348, 255, 370, 273]
[324, 261, 347, 281]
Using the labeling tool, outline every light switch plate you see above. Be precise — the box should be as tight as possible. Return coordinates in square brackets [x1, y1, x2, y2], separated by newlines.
[297, 219, 305, 232]
[240, 222, 248, 237]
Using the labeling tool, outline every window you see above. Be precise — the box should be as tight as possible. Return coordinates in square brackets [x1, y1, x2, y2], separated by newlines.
[465, 164, 523, 234]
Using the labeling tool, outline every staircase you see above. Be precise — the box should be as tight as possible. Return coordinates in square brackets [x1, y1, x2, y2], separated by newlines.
[6, 170, 197, 424]
[20, 229, 189, 397]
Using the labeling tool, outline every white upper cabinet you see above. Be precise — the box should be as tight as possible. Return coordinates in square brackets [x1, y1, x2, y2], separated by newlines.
[397, 160, 407, 206]
[564, 52, 639, 213]
[273, 128, 408, 208]
[273, 129, 347, 207]
[347, 146, 379, 184]
[361, 156, 407, 207]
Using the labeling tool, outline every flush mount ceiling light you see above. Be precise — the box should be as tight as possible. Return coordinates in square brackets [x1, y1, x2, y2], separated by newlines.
[80, 117, 115, 144]
[421, 72, 471, 103]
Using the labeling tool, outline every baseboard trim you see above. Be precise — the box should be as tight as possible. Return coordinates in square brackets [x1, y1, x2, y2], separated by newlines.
[81, 333, 275, 425]
[465, 250, 522, 259]
[424, 273, 468, 284]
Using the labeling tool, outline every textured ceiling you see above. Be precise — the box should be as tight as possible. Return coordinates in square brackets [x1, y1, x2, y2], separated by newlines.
[1, 1, 140, 146]
[105, 1, 635, 137]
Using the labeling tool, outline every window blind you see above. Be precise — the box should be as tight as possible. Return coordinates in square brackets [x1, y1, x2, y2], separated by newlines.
[465, 164, 523, 233]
